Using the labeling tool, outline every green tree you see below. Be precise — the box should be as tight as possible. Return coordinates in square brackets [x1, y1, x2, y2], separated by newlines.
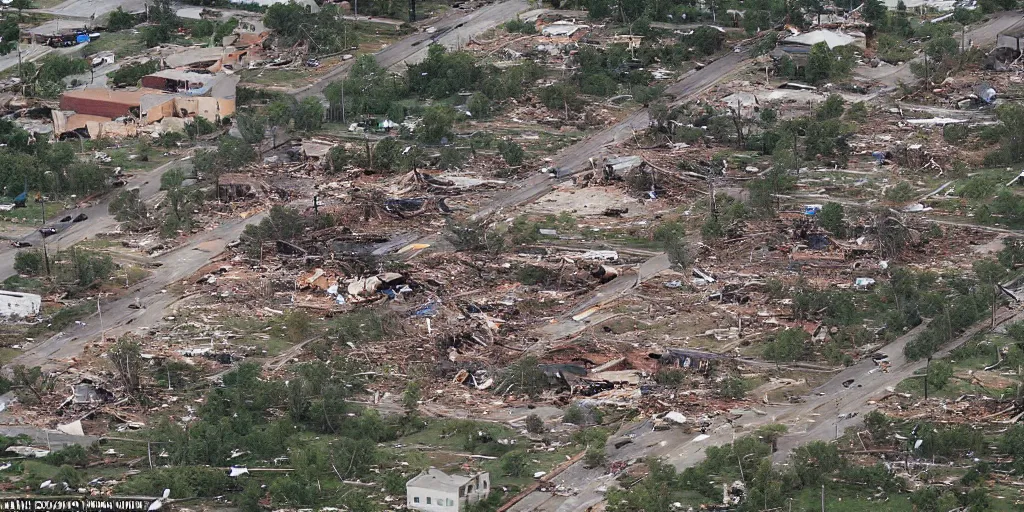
[109, 336, 143, 392]
[986, 103, 1024, 164]
[0, 20, 18, 57]
[293, 97, 324, 131]
[13, 250, 44, 276]
[816, 94, 845, 120]
[606, 459, 682, 512]
[910, 487, 942, 512]
[524, 414, 544, 434]
[863, 0, 888, 24]
[500, 450, 529, 477]
[685, 26, 726, 57]
[974, 258, 1007, 327]
[236, 111, 267, 144]
[420, 105, 457, 144]
[498, 140, 525, 166]
[819, 202, 845, 237]
[926, 360, 954, 391]
[763, 328, 808, 362]
[749, 167, 796, 216]
[65, 249, 114, 289]
[109, 188, 153, 231]
[467, 93, 490, 119]
[805, 42, 835, 84]
[402, 381, 421, 416]
[107, 7, 136, 31]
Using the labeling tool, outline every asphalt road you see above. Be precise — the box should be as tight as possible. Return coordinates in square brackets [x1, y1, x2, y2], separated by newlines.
[858, 11, 1020, 87]
[472, 51, 748, 221]
[0, 158, 187, 283]
[293, 0, 531, 99]
[34, 0, 145, 19]
[8, 209, 266, 370]
[511, 307, 1022, 511]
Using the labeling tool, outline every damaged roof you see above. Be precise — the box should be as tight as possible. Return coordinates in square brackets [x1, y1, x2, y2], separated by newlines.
[782, 30, 861, 49]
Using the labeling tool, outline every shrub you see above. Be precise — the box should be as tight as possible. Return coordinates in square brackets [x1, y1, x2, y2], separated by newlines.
[498, 140, 525, 166]
[943, 123, 970, 144]
[499, 450, 529, 477]
[108, 60, 159, 88]
[563, 404, 585, 425]
[503, 18, 536, 34]
[14, 250, 44, 276]
[524, 414, 545, 434]
[763, 328, 808, 362]
[884, 182, 916, 203]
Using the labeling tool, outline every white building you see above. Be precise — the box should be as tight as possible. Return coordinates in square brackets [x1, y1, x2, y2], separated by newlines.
[0, 291, 41, 319]
[406, 469, 490, 511]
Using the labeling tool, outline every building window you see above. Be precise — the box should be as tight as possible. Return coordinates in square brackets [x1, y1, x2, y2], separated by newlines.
[482, 481, 488, 489]
[447, 499, 453, 506]
[426, 497, 431, 505]
[413, 497, 420, 503]
[468, 485, 474, 493]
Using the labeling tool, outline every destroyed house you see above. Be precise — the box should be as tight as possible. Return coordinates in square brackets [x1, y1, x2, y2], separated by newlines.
[998, 18, 1024, 51]
[407, 469, 489, 512]
[141, 69, 225, 96]
[651, 348, 728, 372]
[218, 173, 262, 201]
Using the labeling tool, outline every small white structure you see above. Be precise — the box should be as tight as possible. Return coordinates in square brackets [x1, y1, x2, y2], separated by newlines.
[230, 0, 319, 12]
[0, 291, 41, 319]
[407, 468, 490, 511]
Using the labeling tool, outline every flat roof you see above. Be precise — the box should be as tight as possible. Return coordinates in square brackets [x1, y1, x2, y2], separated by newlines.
[146, 69, 216, 83]
[1000, 18, 1024, 39]
[62, 87, 166, 105]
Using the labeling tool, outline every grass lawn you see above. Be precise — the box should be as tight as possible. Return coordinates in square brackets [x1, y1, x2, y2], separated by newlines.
[0, 200, 62, 225]
[82, 32, 146, 59]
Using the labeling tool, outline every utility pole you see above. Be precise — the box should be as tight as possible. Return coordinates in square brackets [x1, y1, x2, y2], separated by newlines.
[409, 0, 416, 23]
[924, 356, 931, 399]
[821, 484, 825, 512]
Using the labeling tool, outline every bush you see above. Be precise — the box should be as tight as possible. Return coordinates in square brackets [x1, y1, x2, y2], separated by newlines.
[718, 376, 749, 399]
[515, 265, 555, 286]
[444, 217, 505, 253]
[498, 140, 525, 166]
[499, 450, 529, 477]
[524, 414, 545, 434]
[926, 360, 954, 390]
[503, 18, 536, 34]
[584, 447, 607, 468]
[763, 328, 808, 362]
[14, 250, 44, 276]
[108, 60, 159, 88]
[884, 182, 916, 203]
[943, 123, 970, 144]
[819, 202, 846, 237]
[563, 404, 585, 425]
[43, 445, 88, 467]
[846, 101, 868, 122]
[107, 8, 136, 31]
[61, 249, 114, 289]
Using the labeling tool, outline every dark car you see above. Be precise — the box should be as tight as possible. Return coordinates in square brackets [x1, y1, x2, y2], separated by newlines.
[10, 241, 31, 248]
[39, 227, 57, 237]
[60, 215, 72, 222]
[73, 213, 88, 222]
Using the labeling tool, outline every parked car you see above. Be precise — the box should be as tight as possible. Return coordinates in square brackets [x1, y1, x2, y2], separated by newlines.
[73, 213, 88, 222]
[39, 227, 57, 237]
